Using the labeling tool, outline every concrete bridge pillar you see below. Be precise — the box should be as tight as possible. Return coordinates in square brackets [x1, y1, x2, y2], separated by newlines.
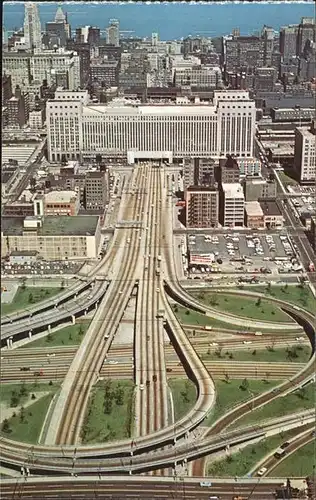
[48, 324, 51, 332]
[95, 301, 98, 310]
[28, 331, 32, 339]
[71, 315, 76, 325]
[84, 309, 88, 316]
[9, 336, 13, 348]
[6, 338, 10, 348]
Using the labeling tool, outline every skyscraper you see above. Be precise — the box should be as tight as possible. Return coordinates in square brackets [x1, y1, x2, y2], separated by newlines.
[106, 19, 119, 47]
[24, 3, 42, 50]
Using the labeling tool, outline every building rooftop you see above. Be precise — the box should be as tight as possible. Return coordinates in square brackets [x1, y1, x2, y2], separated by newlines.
[259, 200, 282, 216]
[222, 182, 244, 198]
[44, 190, 78, 203]
[187, 185, 218, 192]
[245, 201, 264, 217]
[1, 216, 99, 237]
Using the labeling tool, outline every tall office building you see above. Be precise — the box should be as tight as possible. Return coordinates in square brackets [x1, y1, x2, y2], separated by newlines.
[106, 19, 119, 47]
[186, 187, 219, 228]
[24, 3, 42, 50]
[220, 183, 245, 228]
[47, 90, 256, 162]
[294, 120, 316, 183]
[279, 25, 298, 61]
[297, 17, 316, 56]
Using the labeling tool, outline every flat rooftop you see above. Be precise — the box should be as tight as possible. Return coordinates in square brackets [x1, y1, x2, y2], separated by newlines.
[245, 201, 264, 217]
[222, 182, 244, 198]
[260, 200, 282, 216]
[44, 190, 77, 203]
[2, 216, 99, 237]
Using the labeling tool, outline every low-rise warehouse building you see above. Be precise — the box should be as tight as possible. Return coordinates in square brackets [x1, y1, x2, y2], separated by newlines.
[244, 201, 265, 229]
[259, 200, 284, 229]
[1, 215, 101, 260]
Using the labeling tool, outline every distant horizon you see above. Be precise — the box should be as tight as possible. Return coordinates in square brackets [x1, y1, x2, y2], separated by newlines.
[3, 2, 315, 40]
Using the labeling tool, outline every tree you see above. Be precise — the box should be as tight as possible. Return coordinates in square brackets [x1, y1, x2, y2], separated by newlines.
[49, 381, 53, 386]
[10, 391, 20, 407]
[264, 371, 270, 383]
[31, 393, 36, 400]
[20, 407, 26, 423]
[60, 280, 65, 290]
[78, 325, 84, 336]
[256, 297, 261, 307]
[224, 373, 230, 384]
[185, 309, 190, 315]
[28, 293, 34, 304]
[240, 378, 249, 391]
[19, 383, 28, 397]
[215, 347, 223, 358]
[174, 305, 178, 313]
[252, 349, 257, 356]
[2, 419, 11, 433]
[209, 294, 219, 306]
[104, 397, 112, 414]
[46, 333, 52, 343]
[115, 385, 124, 406]
[192, 329, 196, 337]
[21, 277, 27, 290]
[266, 282, 271, 293]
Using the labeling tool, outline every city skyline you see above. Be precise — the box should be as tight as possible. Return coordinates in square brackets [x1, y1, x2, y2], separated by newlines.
[3, 1, 315, 39]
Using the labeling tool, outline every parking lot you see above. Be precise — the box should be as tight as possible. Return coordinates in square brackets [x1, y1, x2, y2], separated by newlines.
[186, 232, 303, 277]
[1, 283, 19, 304]
[1, 260, 82, 276]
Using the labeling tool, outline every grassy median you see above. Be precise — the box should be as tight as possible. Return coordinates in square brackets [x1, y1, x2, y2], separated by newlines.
[207, 428, 302, 477]
[200, 345, 311, 364]
[172, 304, 297, 333]
[21, 320, 91, 348]
[204, 379, 281, 427]
[0, 383, 58, 444]
[81, 380, 134, 444]
[269, 440, 315, 477]
[168, 379, 197, 421]
[190, 291, 294, 323]
[229, 382, 316, 430]
[233, 284, 316, 315]
[1, 286, 62, 315]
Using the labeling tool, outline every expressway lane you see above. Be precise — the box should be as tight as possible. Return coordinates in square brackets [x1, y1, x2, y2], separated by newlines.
[0, 477, 286, 500]
[1, 281, 109, 347]
[259, 426, 315, 477]
[0, 359, 304, 383]
[45, 165, 149, 445]
[135, 165, 168, 440]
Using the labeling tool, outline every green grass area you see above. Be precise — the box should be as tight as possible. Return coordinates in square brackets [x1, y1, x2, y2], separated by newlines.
[1, 286, 62, 315]
[81, 380, 134, 444]
[169, 379, 197, 421]
[0, 382, 57, 405]
[204, 379, 281, 427]
[173, 304, 295, 333]
[190, 291, 294, 323]
[278, 171, 298, 186]
[0, 394, 55, 444]
[21, 321, 91, 348]
[207, 428, 301, 477]
[269, 440, 315, 477]
[234, 284, 315, 315]
[201, 345, 311, 364]
[230, 382, 316, 430]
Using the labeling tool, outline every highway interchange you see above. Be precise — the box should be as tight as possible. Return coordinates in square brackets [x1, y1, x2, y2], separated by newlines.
[0, 163, 315, 498]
